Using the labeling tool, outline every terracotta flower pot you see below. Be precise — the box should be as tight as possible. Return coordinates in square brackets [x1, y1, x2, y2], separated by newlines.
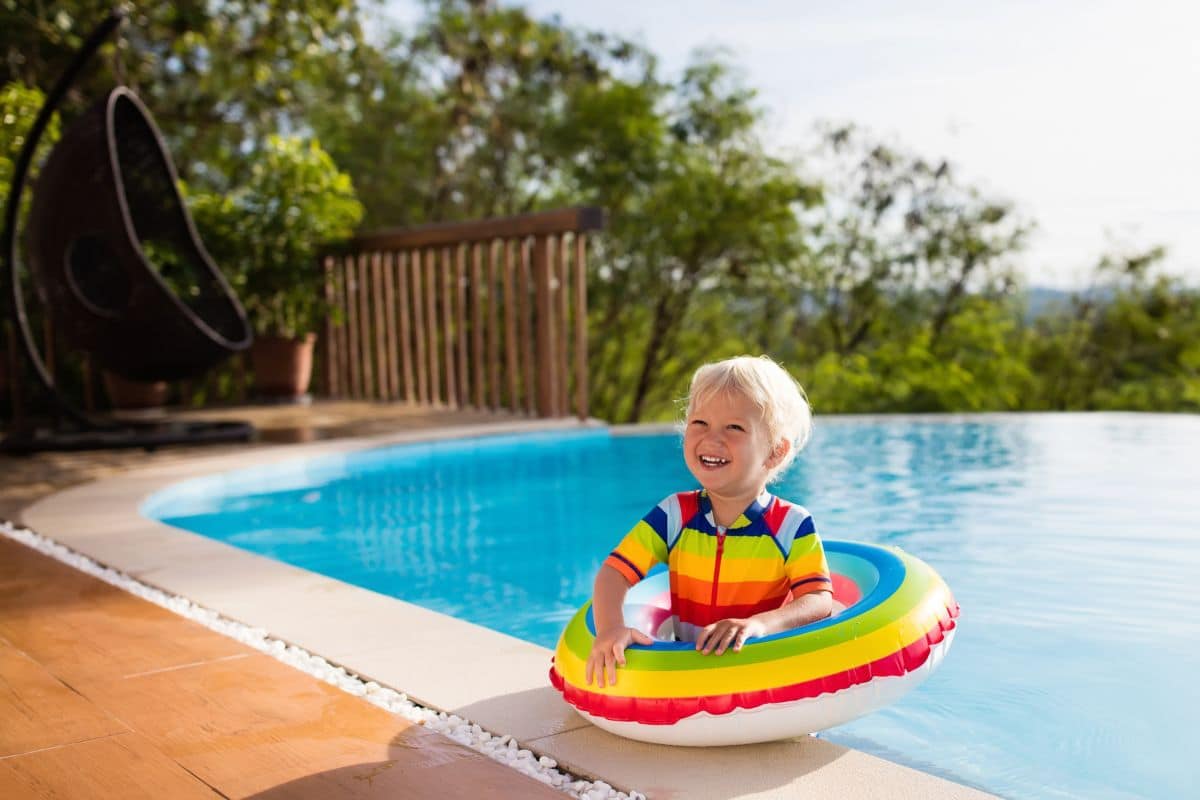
[249, 333, 316, 399]
[102, 371, 170, 410]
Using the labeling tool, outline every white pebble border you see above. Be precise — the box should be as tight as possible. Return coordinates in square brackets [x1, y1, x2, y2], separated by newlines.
[0, 520, 644, 800]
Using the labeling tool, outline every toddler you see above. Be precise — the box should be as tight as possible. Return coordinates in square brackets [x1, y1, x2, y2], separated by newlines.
[586, 355, 832, 687]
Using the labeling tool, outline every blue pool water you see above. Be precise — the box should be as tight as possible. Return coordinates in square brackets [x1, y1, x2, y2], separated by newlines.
[145, 414, 1200, 799]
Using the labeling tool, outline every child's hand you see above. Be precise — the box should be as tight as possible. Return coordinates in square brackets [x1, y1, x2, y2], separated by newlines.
[696, 617, 767, 655]
[586, 626, 654, 688]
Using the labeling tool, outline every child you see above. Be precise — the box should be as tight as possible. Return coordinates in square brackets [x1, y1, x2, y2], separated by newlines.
[586, 355, 833, 688]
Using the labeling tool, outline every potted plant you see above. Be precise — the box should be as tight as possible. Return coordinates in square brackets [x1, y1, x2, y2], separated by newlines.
[188, 135, 363, 399]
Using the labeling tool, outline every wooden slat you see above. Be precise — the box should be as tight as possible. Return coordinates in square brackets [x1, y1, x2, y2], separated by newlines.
[339, 257, 354, 398]
[357, 254, 375, 399]
[348, 206, 604, 251]
[502, 239, 520, 412]
[322, 257, 339, 397]
[372, 252, 389, 400]
[456, 244, 469, 406]
[440, 247, 457, 408]
[487, 240, 501, 410]
[327, 258, 343, 397]
[396, 252, 415, 403]
[471, 242, 485, 409]
[424, 248, 441, 405]
[557, 234, 571, 417]
[518, 238, 537, 416]
[411, 250, 428, 404]
[382, 251, 401, 401]
[344, 255, 361, 399]
[575, 233, 590, 420]
[532, 235, 557, 417]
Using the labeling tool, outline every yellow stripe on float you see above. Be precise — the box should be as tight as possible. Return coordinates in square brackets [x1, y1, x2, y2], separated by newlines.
[555, 593, 951, 698]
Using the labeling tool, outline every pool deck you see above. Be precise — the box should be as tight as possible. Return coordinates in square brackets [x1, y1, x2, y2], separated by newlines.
[1, 402, 996, 799]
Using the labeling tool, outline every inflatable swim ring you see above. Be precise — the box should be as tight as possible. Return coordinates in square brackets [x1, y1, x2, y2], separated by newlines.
[549, 540, 958, 746]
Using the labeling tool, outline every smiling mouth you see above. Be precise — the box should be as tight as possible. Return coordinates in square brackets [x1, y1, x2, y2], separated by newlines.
[699, 455, 729, 467]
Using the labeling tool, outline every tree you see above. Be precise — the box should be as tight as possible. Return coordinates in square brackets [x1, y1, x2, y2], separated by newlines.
[2, 1, 376, 190]
[309, 5, 820, 423]
[586, 55, 819, 422]
[788, 125, 1030, 360]
[306, 0, 659, 227]
[1026, 245, 1200, 411]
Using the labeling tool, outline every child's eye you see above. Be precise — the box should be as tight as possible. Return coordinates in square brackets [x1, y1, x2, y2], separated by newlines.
[689, 419, 708, 428]
[727, 424, 745, 432]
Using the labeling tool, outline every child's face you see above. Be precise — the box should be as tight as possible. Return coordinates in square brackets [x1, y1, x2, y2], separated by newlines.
[683, 389, 783, 502]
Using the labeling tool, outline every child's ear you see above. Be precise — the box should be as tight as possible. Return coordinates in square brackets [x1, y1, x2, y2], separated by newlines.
[766, 439, 791, 468]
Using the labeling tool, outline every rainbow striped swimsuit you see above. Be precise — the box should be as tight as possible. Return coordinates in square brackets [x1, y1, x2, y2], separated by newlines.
[604, 490, 832, 642]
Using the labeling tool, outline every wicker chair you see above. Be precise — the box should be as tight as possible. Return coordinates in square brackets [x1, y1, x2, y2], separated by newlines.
[26, 86, 252, 382]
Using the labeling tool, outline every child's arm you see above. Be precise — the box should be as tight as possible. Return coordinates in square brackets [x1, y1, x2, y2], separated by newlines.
[585, 564, 653, 687]
[695, 589, 833, 656]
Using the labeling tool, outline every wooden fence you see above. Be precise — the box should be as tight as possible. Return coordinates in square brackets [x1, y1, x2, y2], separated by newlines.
[320, 206, 603, 419]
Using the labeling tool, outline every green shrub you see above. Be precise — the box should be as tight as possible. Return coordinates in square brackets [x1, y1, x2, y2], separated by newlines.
[187, 135, 363, 338]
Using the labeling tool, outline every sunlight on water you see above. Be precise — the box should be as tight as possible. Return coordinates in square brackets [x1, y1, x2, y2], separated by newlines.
[149, 415, 1200, 800]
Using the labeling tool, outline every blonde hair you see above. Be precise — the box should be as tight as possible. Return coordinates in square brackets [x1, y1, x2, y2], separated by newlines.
[685, 355, 813, 483]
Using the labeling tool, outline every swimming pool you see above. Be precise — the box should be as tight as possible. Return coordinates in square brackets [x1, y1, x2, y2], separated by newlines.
[145, 414, 1200, 799]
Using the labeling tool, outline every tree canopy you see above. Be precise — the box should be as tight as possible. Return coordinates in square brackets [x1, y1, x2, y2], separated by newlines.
[4, 0, 1196, 420]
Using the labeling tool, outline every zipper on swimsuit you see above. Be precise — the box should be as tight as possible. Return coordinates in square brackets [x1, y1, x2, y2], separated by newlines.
[710, 526, 726, 612]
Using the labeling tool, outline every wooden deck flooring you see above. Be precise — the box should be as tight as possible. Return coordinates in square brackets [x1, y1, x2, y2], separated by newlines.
[0, 402, 565, 799]
[0, 535, 565, 799]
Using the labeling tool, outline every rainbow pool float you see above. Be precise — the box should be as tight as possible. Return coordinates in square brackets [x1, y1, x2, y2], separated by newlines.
[550, 540, 959, 746]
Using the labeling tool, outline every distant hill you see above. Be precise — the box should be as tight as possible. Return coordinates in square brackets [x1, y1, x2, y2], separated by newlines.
[1023, 286, 1113, 319]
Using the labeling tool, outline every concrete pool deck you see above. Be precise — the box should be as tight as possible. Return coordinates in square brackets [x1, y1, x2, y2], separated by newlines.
[6, 412, 995, 799]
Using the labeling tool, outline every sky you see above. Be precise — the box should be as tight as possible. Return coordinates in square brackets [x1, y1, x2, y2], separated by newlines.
[380, 1, 1200, 288]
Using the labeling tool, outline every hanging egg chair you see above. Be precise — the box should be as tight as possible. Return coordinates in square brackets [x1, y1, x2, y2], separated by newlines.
[1, 8, 254, 452]
[26, 85, 252, 382]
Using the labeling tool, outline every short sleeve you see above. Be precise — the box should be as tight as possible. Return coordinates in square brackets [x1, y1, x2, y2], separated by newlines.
[784, 514, 832, 596]
[602, 498, 673, 585]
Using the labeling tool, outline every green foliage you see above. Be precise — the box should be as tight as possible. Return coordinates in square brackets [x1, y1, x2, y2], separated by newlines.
[807, 299, 1034, 413]
[187, 135, 363, 337]
[4, 3, 1196, 419]
[584, 53, 820, 422]
[4, 1, 374, 191]
[308, 0, 665, 227]
[790, 125, 1030, 358]
[1024, 248, 1200, 411]
[1, 81, 59, 220]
